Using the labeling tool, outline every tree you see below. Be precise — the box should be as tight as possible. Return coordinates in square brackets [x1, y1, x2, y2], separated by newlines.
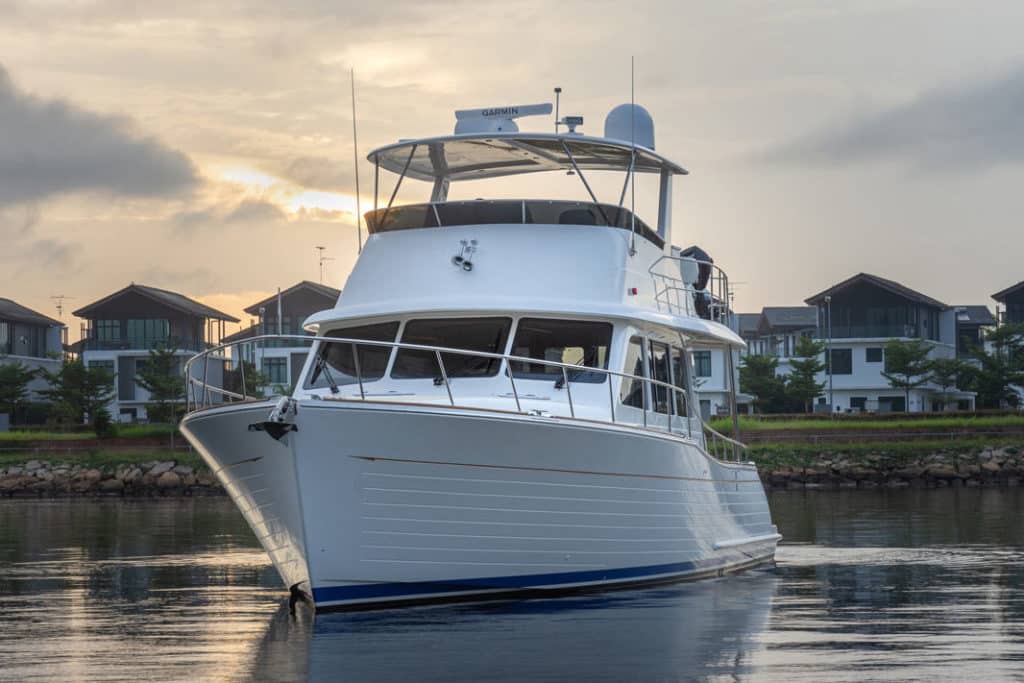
[928, 357, 970, 411]
[881, 339, 934, 411]
[786, 336, 827, 413]
[223, 360, 271, 399]
[739, 354, 789, 413]
[135, 346, 185, 422]
[968, 323, 1024, 409]
[0, 362, 38, 421]
[39, 360, 116, 433]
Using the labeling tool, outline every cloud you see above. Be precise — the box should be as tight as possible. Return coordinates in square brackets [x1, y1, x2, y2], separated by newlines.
[0, 64, 198, 205]
[280, 155, 354, 192]
[171, 197, 288, 234]
[767, 67, 1024, 169]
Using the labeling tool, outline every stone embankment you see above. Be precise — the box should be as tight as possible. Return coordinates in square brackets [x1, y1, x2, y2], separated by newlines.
[0, 460, 222, 497]
[762, 446, 1023, 490]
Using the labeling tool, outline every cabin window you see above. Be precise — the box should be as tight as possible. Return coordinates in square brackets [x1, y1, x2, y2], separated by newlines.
[509, 318, 612, 383]
[306, 321, 399, 389]
[648, 341, 672, 414]
[620, 336, 646, 407]
[671, 346, 689, 417]
[392, 317, 511, 379]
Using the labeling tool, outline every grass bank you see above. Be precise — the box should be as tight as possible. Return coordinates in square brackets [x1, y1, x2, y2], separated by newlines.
[709, 414, 1024, 434]
[0, 424, 178, 442]
[0, 448, 205, 471]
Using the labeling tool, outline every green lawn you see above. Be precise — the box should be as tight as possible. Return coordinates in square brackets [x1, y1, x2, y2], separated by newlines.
[0, 424, 178, 441]
[0, 448, 205, 470]
[745, 438, 1021, 469]
[710, 414, 1024, 434]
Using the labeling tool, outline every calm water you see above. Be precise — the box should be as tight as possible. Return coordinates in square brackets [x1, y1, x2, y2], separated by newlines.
[1, 490, 1023, 682]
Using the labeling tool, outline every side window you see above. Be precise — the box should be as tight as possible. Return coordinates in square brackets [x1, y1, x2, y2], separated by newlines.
[305, 321, 399, 389]
[509, 318, 612, 383]
[648, 341, 671, 414]
[620, 336, 646, 408]
[671, 346, 688, 417]
[393, 318, 511, 379]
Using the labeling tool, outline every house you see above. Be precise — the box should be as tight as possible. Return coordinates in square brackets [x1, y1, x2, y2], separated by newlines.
[992, 280, 1024, 325]
[952, 305, 997, 360]
[0, 297, 66, 400]
[805, 272, 973, 413]
[221, 281, 340, 393]
[72, 283, 239, 422]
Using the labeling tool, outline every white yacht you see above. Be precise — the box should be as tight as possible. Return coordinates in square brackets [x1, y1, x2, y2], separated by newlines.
[180, 100, 780, 611]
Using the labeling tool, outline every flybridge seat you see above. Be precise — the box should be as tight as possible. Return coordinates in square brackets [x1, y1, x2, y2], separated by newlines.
[364, 199, 664, 249]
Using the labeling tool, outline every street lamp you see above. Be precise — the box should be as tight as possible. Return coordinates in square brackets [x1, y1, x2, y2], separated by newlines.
[824, 295, 833, 416]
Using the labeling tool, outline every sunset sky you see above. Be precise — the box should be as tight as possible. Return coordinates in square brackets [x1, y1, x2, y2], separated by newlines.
[2, 0, 1023, 338]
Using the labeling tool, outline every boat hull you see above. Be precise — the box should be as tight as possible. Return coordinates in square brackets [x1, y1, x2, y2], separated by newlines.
[181, 400, 779, 611]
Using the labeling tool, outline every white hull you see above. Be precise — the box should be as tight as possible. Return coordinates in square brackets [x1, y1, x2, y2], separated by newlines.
[181, 400, 779, 610]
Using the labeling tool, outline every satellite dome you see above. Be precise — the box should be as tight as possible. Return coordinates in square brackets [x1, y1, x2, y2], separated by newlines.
[603, 104, 655, 149]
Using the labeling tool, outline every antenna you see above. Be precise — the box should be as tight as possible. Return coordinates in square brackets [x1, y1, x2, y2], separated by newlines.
[629, 56, 637, 256]
[351, 68, 363, 255]
[315, 246, 335, 284]
[554, 87, 562, 133]
[50, 294, 74, 319]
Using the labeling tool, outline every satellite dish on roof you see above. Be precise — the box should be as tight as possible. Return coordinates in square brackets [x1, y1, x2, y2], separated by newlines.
[454, 103, 553, 134]
[604, 103, 655, 149]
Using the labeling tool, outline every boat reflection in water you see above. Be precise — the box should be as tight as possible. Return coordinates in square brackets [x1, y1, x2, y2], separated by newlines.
[249, 570, 778, 682]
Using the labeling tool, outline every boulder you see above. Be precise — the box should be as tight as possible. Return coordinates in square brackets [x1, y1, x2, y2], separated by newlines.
[981, 461, 1002, 474]
[6, 466, 23, 476]
[24, 460, 43, 472]
[82, 469, 103, 482]
[927, 464, 959, 479]
[99, 478, 124, 492]
[156, 471, 182, 489]
[172, 465, 194, 476]
[149, 461, 176, 477]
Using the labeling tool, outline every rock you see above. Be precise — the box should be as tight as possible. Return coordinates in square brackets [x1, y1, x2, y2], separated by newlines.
[24, 460, 43, 472]
[156, 471, 181, 489]
[121, 467, 143, 484]
[99, 478, 124, 492]
[960, 464, 981, 477]
[981, 461, 1002, 474]
[182, 474, 197, 487]
[149, 461, 176, 477]
[82, 469, 103, 482]
[0, 476, 27, 491]
[6, 466, 23, 476]
[172, 465, 194, 476]
[927, 464, 959, 479]
[196, 473, 217, 487]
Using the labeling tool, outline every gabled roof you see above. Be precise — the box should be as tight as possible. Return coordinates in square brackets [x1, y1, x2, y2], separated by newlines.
[73, 283, 239, 322]
[243, 281, 341, 316]
[805, 272, 947, 309]
[953, 305, 997, 326]
[0, 298, 63, 327]
[736, 313, 762, 336]
[761, 306, 818, 330]
[221, 323, 259, 345]
[992, 279, 1024, 302]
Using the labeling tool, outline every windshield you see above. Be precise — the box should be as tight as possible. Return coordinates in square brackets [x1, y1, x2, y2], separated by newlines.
[509, 318, 612, 383]
[391, 317, 512, 379]
[305, 321, 399, 390]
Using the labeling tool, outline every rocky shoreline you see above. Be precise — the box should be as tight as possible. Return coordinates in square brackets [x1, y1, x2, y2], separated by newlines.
[761, 446, 1024, 490]
[0, 459, 223, 497]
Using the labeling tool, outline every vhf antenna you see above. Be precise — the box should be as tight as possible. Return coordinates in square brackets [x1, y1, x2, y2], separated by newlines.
[315, 246, 335, 284]
[50, 294, 74, 319]
[351, 68, 363, 255]
[629, 56, 637, 256]
[554, 87, 562, 133]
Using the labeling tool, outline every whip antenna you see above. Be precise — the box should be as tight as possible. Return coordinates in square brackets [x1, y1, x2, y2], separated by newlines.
[629, 56, 637, 255]
[351, 68, 363, 254]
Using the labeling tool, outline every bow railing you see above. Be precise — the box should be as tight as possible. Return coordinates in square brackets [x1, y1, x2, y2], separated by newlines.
[182, 334, 749, 462]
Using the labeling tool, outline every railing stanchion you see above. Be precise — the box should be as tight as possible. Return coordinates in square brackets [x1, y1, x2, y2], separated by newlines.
[607, 375, 616, 424]
[435, 350, 454, 406]
[202, 352, 210, 408]
[561, 367, 575, 418]
[642, 377, 647, 429]
[239, 344, 247, 400]
[351, 343, 365, 400]
[507, 365, 522, 413]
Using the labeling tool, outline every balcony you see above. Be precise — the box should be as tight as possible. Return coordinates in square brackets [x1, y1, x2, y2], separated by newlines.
[80, 336, 211, 352]
[822, 324, 924, 340]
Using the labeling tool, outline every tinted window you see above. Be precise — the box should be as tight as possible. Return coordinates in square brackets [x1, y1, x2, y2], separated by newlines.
[306, 321, 399, 389]
[649, 341, 671, 414]
[671, 346, 688, 417]
[866, 347, 883, 363]
[620, 336, 646, 408]
[828, 348, 853, 375]
[693, 350, 712, 378]
[510, 318, 612, 383]
[392, 318, 511, 379]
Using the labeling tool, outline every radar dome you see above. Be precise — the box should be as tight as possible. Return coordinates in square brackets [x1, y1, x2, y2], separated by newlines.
[604, 104, 655, 149]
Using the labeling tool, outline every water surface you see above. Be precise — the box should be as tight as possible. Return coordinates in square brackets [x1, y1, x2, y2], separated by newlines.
[1, 489, 1022, 681]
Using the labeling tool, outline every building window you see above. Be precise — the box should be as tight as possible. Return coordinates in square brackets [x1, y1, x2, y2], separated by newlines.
[0, 321, 9, 354]
[263, 357, 288, 385]
[850, 396, 867, 411]
[828, 348, 853, 375]
[126, 319, 170, 348]
[865, 347, 883, 363]
[693, 350, 712, 378]
[96, 320, 121, 343]
[88, 360, 115, 374]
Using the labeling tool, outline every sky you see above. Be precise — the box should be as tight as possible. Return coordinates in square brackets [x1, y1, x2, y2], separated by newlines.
[2, 0, 1023, 339]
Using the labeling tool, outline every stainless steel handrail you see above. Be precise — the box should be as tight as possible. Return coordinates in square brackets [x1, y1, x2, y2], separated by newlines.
[183, 334, 749, 462]
[648, 256, 732, 326]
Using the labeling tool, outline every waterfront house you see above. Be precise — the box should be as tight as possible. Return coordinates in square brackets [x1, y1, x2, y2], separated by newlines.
[992, 280, 1024, 325]
[72, 284, 239, 422]
[805, 272, 974, 413]
[952, 305, 997, 361]
[221, 281, 340, 394]
[0, 297, 66, 400]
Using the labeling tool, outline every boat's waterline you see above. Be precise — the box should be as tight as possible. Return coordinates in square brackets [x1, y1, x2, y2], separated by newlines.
[181, 400, 780, 610]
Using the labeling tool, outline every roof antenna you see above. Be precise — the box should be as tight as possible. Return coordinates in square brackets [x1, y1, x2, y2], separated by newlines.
[315, 246, 334, 284]
[351, 68, 363, 254]
[629, 56, 637, 256]
[554, 87, 562, 134]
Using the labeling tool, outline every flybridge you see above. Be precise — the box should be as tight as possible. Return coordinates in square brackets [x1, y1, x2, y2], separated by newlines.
[454, 103, 553, 134]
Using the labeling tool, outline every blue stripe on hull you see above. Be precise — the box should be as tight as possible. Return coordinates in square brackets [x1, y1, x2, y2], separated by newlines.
[312, 551, 774, 606]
